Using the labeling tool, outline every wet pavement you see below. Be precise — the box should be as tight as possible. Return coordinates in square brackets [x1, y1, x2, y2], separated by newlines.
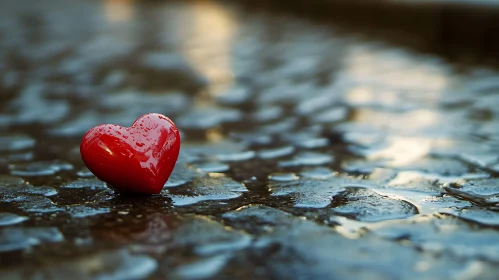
[1, 0, 499, 279]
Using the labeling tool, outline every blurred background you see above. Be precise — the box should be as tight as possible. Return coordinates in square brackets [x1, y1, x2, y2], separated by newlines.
[2, 0, 499, 279]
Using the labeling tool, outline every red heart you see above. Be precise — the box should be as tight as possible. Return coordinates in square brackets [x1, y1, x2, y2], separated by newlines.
[80, 113, 181, 194]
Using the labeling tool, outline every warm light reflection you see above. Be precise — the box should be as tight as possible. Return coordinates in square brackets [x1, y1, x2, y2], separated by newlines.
[346, 86, 400, 107]
[369, 136, 432, 166]
[351, 108, 442, 168]
[353, 108, 442, 133]
[206, 127, 224, 142]
[342, 44, 455, 167]
[344, 46, 451, 101]
[178, 1, 236, 95]
[104, 0, 135, 23]
[208, 172, 225, 178]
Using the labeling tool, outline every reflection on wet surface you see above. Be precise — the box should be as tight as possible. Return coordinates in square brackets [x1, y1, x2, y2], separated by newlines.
[2, 0, 499, 278]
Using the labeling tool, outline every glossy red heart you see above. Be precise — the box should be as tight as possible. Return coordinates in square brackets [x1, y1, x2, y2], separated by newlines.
[80, 113, 181, 194]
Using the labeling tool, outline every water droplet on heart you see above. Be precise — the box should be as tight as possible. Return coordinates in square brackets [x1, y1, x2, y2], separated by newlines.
[136, 142, 144, 147]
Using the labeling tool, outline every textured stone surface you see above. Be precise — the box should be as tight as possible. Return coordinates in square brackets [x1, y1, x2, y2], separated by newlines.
[1, 0, 499, 279]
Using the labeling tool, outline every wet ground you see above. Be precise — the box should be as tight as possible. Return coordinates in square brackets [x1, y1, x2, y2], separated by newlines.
[2, 0, 499, 279]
